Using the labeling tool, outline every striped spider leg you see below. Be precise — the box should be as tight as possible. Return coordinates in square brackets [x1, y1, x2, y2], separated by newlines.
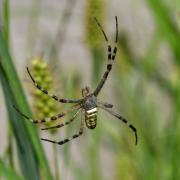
[97, 100, 113, 108]
[41, 108, 81, 130]
[93, 16, 118, 97]
[27, 67, 83, 104]
[41, 109, 85, 145]
[13, 103, 81, 124]
[98, 104, 138, 145]
[93, 16, 138, 145]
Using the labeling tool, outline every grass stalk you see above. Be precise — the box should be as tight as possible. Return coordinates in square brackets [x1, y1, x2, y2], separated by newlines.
[0, 30, 53, 179]
[0, 159, 23, 180]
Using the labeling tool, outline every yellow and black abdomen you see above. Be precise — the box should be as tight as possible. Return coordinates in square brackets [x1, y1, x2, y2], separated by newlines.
[85, 107, 98, 129]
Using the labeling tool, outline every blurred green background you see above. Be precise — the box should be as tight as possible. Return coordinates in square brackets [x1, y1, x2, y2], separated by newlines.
[0, 0, 180, 179]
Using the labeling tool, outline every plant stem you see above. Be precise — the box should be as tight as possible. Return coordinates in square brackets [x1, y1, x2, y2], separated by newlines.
[53, 139, 60, 180]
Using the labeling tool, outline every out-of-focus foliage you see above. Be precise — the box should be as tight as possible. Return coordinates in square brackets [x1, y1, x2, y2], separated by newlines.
[85, 0, 106, 49]
[1, 0, 180, 180]
[177, 0, 180, 31]
[0, 159, 23, 180]
[85, 0, 106, 83]
[0, 1, 52, 179]
[30, 57, 59, 134]
[112, 1, 180, 180]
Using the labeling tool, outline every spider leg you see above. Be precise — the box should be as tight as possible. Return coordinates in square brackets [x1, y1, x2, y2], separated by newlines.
[94, 17, 108, 42]
[93, 16, 118, 96]
[41, 109, 84, 145]
[13, 104, 81, 124]
[97, 101, 113, 108]
[99, 105, 138, 145]
[27, 67, 83, 103]
[41, 109, 81, 130]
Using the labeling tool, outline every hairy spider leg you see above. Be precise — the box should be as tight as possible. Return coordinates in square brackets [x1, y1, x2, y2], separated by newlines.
[41, 109, 81, 130]
[27, 67, 83, 103]
[93, 16, 118, 96]
[100, 105, 138, 145]
[13, 104, 81, 124]
[41, 109, 84, 145]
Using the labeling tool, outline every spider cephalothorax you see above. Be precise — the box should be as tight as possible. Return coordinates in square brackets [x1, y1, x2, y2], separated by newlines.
[14, 16, 138, 145]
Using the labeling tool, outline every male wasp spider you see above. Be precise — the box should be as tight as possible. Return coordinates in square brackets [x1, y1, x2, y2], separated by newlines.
[14, 16, 138, 145]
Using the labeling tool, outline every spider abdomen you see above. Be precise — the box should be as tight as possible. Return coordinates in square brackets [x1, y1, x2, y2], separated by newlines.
[85, 107, 97, 129]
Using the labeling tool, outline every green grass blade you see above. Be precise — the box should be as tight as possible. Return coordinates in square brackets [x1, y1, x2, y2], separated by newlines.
[0, 159, 23, 180]
[0, 30, 52, 179]
[146, 0, 180, 61]
[0, 66, 39, 180]
[3, 0, 10, 46]
[177, 0, 180, 31]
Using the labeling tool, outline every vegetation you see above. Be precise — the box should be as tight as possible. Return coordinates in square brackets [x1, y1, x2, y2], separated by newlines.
[0, 0, 179, 179]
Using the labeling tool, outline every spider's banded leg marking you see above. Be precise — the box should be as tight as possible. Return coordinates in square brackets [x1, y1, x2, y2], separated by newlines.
[100, 106, 138, 145]
[93, 16, 118, 96]
[97, 101, 113, 108]
[27, 67, 83, 103]
[13, 104, 81, 124]
[93, 45, 117, 96]
[41, 109, 81, 130]
[115, 16, 118, 43]
[41, 110, 84, 145]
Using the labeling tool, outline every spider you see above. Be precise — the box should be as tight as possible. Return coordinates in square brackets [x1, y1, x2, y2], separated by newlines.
[14, 16, 138, 146]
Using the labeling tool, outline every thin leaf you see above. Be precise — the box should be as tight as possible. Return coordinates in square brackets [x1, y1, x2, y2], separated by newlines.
[0, 159, 23, 180]
[0, 66, 39, 180]
[146, 0, 180, 61]
[3, 0, 10, 46]
[0, 30, 52, 179]
[177, 0, 180, 31]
